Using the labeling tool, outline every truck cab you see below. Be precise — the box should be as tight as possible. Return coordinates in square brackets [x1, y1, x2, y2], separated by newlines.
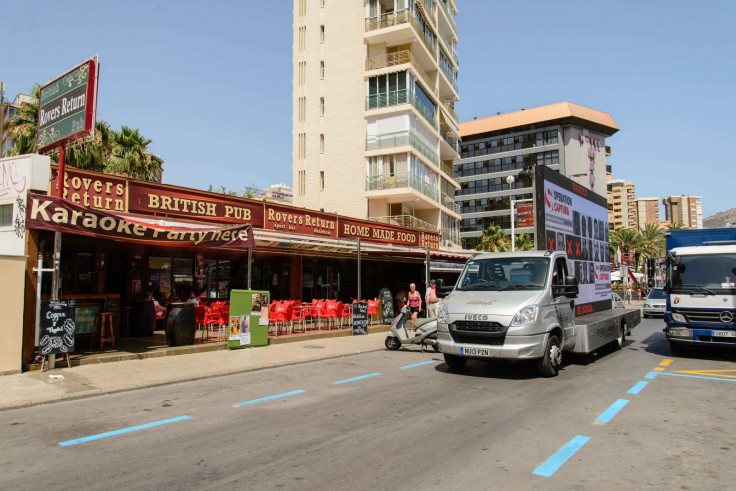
[437, 250, 579, 376]
[665, 244, 736, 351]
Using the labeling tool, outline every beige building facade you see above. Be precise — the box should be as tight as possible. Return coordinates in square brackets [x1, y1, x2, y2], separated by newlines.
[663, 195, 703, 229]
[292, 0, 462, 247]
[607, 178, 636, 230]
[635, 196, 661, 229]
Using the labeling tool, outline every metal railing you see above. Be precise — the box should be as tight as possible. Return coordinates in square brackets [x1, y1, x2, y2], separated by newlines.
[439, 123, 459, 153]
[368, 214, 437, 232]
[441, 226, 461, 246]
[365, 8, 410, 31]
[441, 193, 461, 214]
[365, 129, 439, 166]
[365, 89, 438, 131]
[409, 11, 437, 56]
[365, 172, 440, 202]
[439, 56, 459, 94]
[365, 50, 434, 97]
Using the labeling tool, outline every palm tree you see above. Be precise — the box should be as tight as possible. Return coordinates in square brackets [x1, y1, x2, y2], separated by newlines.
[2, 84, 39, 155]
[611, 227, 644, 270]
[475, 224, 510, 252]
[106, 126, 161, 181]
[639, 223, 664, 260]
[48, 121, 115, 173]
[666, 222, 688, 230]
[513, 233, 534, 251]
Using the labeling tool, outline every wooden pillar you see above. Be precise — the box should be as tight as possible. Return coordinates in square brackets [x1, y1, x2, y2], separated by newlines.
[22, 229, 40, 370]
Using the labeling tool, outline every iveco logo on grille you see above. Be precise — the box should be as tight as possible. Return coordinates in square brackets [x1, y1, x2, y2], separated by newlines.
[720, 311, 734, 323]
[465, 314, 489, 320]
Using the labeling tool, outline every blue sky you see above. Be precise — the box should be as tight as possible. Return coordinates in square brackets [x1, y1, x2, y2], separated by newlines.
[4, 0, 734, 218]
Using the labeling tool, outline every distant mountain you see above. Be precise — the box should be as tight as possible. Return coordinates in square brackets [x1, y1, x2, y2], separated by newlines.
[704, 208, 736, 228]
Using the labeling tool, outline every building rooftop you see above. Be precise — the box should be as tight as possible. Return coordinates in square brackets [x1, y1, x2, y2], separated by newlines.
[460, 102, 619, 138]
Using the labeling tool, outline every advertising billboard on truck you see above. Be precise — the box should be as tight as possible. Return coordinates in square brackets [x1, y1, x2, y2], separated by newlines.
[534, 166, 611, 315]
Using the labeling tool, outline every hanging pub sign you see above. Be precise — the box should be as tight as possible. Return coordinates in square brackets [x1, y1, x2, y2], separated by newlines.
[37, 56, 99, 152]
[26, 194, 254, 248]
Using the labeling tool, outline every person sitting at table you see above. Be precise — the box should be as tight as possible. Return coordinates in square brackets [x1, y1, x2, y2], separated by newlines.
[186, 291, 199, 306]
[146, 291, 165, 313]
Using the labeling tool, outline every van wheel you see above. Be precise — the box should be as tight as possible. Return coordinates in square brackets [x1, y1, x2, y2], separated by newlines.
[537, 335, 562, 377]
[385, 336, 401, 351]
[443, 353, 467, 369]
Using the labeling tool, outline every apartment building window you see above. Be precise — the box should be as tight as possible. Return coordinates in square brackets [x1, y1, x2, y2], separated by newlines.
[298, 26, 306, 51]
[298, 62, 306, 86]
[0, 203, 12, 226]
[320, 25, 325, 43]
[320, 171, 325, 190]
[320, 60, 325, 79]
[298, 97, 306, 123]
[298, 0, 306, 16]
[320, 97, 325, 116]
[298, 133, 306, 159]
[320, 134, 325, 153]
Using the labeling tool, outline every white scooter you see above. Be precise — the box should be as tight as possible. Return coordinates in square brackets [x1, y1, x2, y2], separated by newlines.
[384, 303, 439, 352]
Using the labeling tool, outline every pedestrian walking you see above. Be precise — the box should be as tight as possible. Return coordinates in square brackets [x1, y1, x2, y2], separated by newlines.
[637, 288, 642, 302]
[407, 283, 422, 329]
[425, 279, 440, 319]
[626, 286, 632, 304]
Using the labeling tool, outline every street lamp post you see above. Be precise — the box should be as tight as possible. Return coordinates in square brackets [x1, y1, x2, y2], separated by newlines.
[510, 198, 533, 251]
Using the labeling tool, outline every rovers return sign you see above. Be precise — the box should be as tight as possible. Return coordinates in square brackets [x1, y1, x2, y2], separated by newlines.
[26, 194, 254, 248]
[37, 56, 99, 152]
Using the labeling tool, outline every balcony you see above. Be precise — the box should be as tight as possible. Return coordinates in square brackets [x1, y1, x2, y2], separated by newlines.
[441, 226, 461, 246]
[369, 214, 437, 233]
[439, 53, 459, 95]
[365, 50, 434, 98]
[440, 99, 458, 123]
[366, 172, 440, 203]
[366, 89, 438, 131]
[437, 0, 457, 36]
[365, 130, 439, 167]
[439, 123, 459, 154]
[365, 9, 411, 31]
[438, 30, 458, 67]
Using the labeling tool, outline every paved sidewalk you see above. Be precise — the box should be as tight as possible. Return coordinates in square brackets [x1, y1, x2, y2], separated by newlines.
[0, 332, 388, 411]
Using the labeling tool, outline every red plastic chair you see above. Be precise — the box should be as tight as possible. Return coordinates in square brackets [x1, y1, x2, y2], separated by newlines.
[195, 305, 207, 337]
[341, 303, 353, 327]
[274, 301, 292, 335]
[367, 299, 379, 325]
[313, 300, 328, 330]
[204, 305, 224, 339]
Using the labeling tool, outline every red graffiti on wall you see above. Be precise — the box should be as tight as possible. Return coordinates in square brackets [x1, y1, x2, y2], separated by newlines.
[0, 160, 28, 197]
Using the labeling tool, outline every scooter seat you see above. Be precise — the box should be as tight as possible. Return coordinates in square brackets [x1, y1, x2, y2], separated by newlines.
[414, 317, 436, 328]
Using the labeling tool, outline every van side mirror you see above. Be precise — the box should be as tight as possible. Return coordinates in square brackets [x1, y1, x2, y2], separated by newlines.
[435, 278, 453, 298]
[554, 275, 579, 298]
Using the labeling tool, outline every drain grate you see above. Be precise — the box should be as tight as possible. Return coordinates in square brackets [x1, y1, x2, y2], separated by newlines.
[303, 345, 326, 349]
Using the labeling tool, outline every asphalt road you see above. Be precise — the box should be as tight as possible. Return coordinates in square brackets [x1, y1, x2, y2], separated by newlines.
[1, 316, 734, 490]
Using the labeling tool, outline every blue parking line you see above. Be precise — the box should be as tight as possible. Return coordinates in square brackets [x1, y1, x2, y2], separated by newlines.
[400, 360, 435, 370]
[59, 415, 191, 447]
[627, 381, 649, 394]
[235, 390, 305, 407]
[660, 372, 736, 383]
[533, 435, 591, 477]
[595, 399, 629, 423]
[644, 371, 658, 379]
[335, 373, 382, 384]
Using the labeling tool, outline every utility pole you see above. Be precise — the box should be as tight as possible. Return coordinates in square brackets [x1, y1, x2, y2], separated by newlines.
[0, 82, 6, 158]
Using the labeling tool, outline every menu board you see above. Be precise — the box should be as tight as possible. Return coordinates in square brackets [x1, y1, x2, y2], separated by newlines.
[379, 288, 394, 324]
[352, 302, 368, 335]
[40, 300, 76, 355]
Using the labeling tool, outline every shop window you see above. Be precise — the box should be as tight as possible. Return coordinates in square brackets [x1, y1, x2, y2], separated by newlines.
[174, 258, 194, 301]
[149, 256, 172, 301]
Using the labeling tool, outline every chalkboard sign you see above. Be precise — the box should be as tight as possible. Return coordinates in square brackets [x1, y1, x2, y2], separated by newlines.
[40, 300, 76, 355]
[352, 302, 368, 335]
[378, 288, 394, 324]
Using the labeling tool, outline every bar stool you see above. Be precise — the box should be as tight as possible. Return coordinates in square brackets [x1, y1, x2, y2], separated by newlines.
[91, 312, 115, 350]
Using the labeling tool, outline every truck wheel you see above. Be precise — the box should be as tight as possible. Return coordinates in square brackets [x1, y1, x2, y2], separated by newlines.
[613, 323, 625, 351]
[443, 353, 467, 369]
[537, 335, 562, 377]
[385, 336, 401, 351]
